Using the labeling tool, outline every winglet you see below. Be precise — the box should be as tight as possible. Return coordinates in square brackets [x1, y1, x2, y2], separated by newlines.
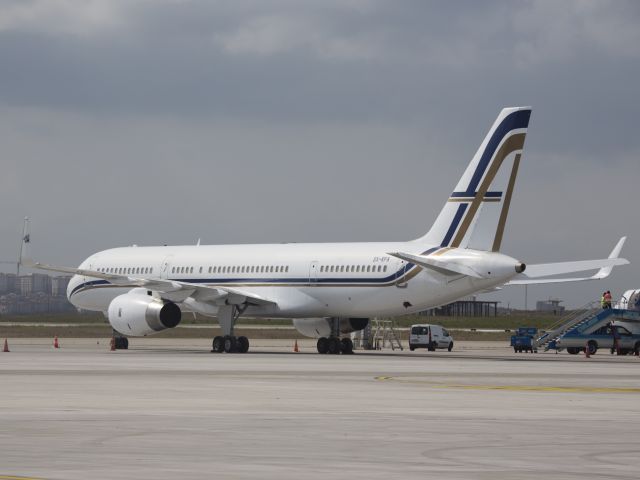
[18, 217, 35, 270]
[591, 236, 626, 280]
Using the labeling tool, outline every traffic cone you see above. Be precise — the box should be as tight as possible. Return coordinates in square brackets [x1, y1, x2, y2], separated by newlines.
[584, 341, 590, 358]
[293, 339, 299, 353]
[3, 338, 9, 353]
[53, 335, 59, 349]
[110, 337, 116, 352]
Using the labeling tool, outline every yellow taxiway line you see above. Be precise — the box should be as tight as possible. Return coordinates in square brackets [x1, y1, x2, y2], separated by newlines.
[374, 376, 640, 393]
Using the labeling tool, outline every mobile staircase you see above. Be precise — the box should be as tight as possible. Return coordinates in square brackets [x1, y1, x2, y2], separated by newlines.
[534, 301, 602, 351]
[371, 319, 403, 351]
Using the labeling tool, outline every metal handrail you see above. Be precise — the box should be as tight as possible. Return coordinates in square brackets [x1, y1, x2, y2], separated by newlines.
[535, 301, 601, 347]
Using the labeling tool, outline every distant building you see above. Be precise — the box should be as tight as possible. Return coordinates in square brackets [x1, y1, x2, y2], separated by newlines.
[421, 296, 499, 317]
[0, 273, 17, 294]
[31, 273, 51, 294]
[536, 298, 565, 314]
[0, 273, 75, 315]
[51, 276, 71, 297]
[17, 275, 33, 295]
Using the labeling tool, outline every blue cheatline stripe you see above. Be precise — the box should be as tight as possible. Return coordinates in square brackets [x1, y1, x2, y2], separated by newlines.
[450, 191, 502, 198]
[69, 247, 445, 297]
[465, 109, 530, 195]
[441, 203, 467, 247]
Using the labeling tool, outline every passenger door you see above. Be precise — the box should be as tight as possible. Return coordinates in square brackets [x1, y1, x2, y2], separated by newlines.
[309, 261, 319, 286]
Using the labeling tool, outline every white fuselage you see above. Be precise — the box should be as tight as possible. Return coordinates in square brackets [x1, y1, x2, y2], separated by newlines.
[67, 241, 519, 318]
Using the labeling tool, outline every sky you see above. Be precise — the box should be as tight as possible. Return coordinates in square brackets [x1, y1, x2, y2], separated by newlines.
[0, 0, 638, 309]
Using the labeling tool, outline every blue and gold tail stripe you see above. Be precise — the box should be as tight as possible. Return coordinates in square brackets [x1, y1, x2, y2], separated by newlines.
[448, 191, 502, 203]
[462, 109, 530, 197]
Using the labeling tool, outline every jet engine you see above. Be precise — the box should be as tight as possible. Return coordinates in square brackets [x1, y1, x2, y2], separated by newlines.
[107, 289, 182, 337]
[292, 317, 369, 338]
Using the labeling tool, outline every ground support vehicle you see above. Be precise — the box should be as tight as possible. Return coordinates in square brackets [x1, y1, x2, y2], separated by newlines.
[511, 327, 538, 353]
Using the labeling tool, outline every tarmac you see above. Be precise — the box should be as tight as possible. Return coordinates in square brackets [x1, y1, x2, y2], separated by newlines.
[1, 338, 640, 479]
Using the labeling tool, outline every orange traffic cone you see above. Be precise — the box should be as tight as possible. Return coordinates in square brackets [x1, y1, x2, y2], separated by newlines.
[110, 337, 116, 352]
[293, 339, 299, 353]
[3, 338, 9, 353]
[53, 335, 59, 349]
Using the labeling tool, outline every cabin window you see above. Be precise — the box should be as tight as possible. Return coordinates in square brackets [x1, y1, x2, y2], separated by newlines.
[320, 266, 324, 273]
[285, 266, 289, 273]
[356, 266, 360, 273]
[383, 266, 388, 272]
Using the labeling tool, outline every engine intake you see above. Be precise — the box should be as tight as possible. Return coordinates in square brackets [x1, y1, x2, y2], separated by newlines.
[108, 289, 182, 337]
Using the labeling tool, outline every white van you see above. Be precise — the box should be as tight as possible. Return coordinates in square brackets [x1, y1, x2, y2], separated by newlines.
[409, 324, 454, 351]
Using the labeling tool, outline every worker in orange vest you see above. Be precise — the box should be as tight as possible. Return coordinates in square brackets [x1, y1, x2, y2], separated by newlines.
[604, 291, 612, 309]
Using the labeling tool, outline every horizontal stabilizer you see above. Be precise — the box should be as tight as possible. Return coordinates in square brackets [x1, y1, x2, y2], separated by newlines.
[522, 258, 628, 278]
[387, 252, 483, 278]
[507, 237, 629, 285]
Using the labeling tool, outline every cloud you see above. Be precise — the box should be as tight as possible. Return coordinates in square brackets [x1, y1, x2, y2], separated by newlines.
[0, 0, 128, 36]
[513, 0, 640, 67]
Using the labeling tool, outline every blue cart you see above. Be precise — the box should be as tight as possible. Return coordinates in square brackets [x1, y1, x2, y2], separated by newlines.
[510, 327, 538, 353]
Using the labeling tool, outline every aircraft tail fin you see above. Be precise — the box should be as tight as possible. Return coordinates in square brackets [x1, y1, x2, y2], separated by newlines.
[417, 107, 531, 251]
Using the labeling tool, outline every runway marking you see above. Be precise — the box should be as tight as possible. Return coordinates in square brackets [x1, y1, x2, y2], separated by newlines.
[0, 476, 45, 480]
[374, 376, 640, 393]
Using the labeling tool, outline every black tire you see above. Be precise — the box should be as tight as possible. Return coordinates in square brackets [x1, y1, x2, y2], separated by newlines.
[317, 337, 329, 354]
[223, 335, 237, 353]
[212, 336, 224, 353]
[410, 346, 415, 351]
[327, 337, 341, 354]
[448, 341, 453, 352]
[587, 341, 598, 355]
[513, 347, 518, 353]
[567, 347, 580, 355]
[341, 338, 354, 354]
[634, 342, 640, 356]
[237, 336, 250, 353]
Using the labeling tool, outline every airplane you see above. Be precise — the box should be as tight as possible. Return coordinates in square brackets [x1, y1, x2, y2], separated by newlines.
[22, 107, 630, 354]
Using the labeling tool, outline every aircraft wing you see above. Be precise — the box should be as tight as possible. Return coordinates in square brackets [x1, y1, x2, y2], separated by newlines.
[21, 258, 276, 307]
[506, 237, 629, 285]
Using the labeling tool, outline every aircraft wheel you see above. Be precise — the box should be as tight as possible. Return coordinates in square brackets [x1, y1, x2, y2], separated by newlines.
[237, 336, 250, 353]
[327, 337, 341, 354]
[341, 338, 354, 354]
[212, 336, 224, 353]
[224, 335, 237, 353]
[317, 337, 329, 354]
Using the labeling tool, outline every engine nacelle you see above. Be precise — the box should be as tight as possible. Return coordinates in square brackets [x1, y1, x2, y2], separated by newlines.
[292, 317, 369, 338]
[107, 289, 182, 337]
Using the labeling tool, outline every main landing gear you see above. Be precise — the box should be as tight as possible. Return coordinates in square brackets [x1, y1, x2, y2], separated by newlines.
[316, 318, 354, 354]
[212, 335, 250, 353]
[211, 304, 250, 354]
[316, 336, 354, 354]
